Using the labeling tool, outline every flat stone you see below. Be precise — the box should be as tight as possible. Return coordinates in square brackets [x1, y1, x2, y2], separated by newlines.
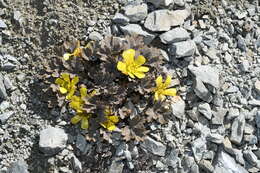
[165, 149, 179, 168]
[198, 103, 212, 120]
[211, 108, 227, 125]
[108, 160, 124, 173]
[124, 3, 148, 22]
[0, 74, 7, 99]
[171, 97, 185, 119]
[169, 40, 196, 58]
[144, 9, 190, 32]
[39, 127, 68, 155]
[206, 133, 224, 144]
[188, 65, 219, 89]
[243, 150, 258, 166]
[248, 99, 260, 106]
[113, 13, 129, 25]
[141, 136, 166, 156]
[199, 160, 214, 172]
[159, 27, 189, 44]
[254, 80, 260, 95]
[7, 160, 29, 173]
[191, 137, 207, 161]
[193, 78, 213, 102]
[0, 111, 14, 124]
[230, 114, 245, 145]
[0, 19, 7, 28]
[120, 24, 155, 44]
[72, 156, 82, 172]
[214, 151, 248, 173]
[147, 0, 173, 7]
[89, 31, 103, 41]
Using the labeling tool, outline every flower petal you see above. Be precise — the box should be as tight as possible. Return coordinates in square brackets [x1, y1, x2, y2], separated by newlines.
[61, 73, 70, 82]
[122, 49, 135, 64]
[134, 55, 146, 66]
[81, 116, 89, 129]
[137, 66, 149, 72]
[107, 124, 117, 131]
[164, 75, 172, 88]
[134, 72, 145, 79]
[63, 53, 71, 60]
[55, 78, 64, 85]
[66, 87, 76, 100]
[128, 72, 135, 79]
[154, 92, 159, 101]
[59, 87, 67, 94]
[71, 114, 82, 124]
[162, 88, 177, 96]
[117, 61, 127, 73]
[80, 86, 87, 98]
[107, 116, 119, 123]
[156, 75, 163, 88]
[71, 76, 79, 85]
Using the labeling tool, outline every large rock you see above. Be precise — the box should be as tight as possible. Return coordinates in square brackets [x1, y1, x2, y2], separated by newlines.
[144, 9, 190, 32]
[159, 27, 189, 44]
[147, 0, 173, 7]
[169, 40, 196, 58]
[113, 13, 130, 25]
[193, 78, 213, 103]
[141, 136, 166, 156]
[124, 3, 148, 22]
[120, 24, 155, 44]
[230, 114, 245, 145]
[39, 127, 68, 155]
[198, 103, 212, 120]
[214, 152, 248, 173]
[188, 65, 220, 89]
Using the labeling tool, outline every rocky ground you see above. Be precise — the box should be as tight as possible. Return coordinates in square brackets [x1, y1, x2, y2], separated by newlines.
[0, 0, 260, 172]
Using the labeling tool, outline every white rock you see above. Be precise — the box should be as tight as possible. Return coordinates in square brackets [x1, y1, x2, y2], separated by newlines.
[230, 114, 245, 145]
[113, 13, 130, 25]
[254, 80, 260, 95]
[171, 97, 185, 119]
[141, 136, 166, 156]
[159, 27, 189, 44]
[124, 3, 148, 22]
[120, 24, 155, 44]
[194, 78, 213, 103]
[169, 40, 196, 58]
[198, 103, 212, 120]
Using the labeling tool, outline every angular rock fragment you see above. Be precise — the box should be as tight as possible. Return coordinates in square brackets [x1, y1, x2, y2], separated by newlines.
[171, 97, 185, 119]
[191, 137, 207, 161]
[198, 103, 212, 120]
[0, 19, 7, 28]
[211, 108, 227, 125]
[159, 27, 189, 44]
[193, 78, 213, 102]
[124, 3, 148, 22]
[113, 13, 129, 25]
[188, 65, 220, 89]
[169, 40, 196, 58]
[199, 159, 214, 172]
[147, 0, 173, 7]
[0, 73, 7, 99]
[108, 159, 124, 173]
[243, 150, 258, 166]
[39, 127, 68, 155]
[141, 136, 166, 156]
[120, 24, 155, 44]
[206, 133, 224, 144]
[0, 111, 14, 124]
[230, 114, 245, 144]
[7, 160, 29, 173]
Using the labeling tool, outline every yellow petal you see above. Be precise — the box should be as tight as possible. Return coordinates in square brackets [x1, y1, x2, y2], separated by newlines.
[66, 87, 76, 100]
[81, 116, 89, 129]
[71, 114, 82, 124]
[89, 90, 96, 97]
[55, 78, 64, 85]
[154, 92, 159, 101]
[122, 49, 135, 64]
[107, 124, 116, 131]
[137, 66, 149, 72]
[164, 75, 172, 88]
[156, 76, 163, 88]
[80, 87, 87, 98]
[134, 72, 145, 79]
[117, 61, 127, 73]
[101, 122, 116, 131]
[134, 55, 146, 66]
[162, 88, 177, 96]
[71, 76, 79, 85]
[107, 116, 119, 123]
[63, 53, 71, 60]
[129, 72, 135, 79]
[59, 87, 67, 94]
[61, 73, 70, 82]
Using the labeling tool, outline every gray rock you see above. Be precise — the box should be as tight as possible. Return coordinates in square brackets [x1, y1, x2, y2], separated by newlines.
[171, 98, 185, 119]
[3, 75, 15, 91]
[207, 133, 224, 144]
[124, 3, 148, 22]
[198, 103, 212, 120]
[256, 111, 260, 128]
[113, 13, 129, 25]
[144, 9, 190, 32]
[230, 114, 245, 145]
[159, 27, 189, 44]
[237, 35, 247, 51]
[240, 60, 250, 72]
[165, 149, 179, 168]
[108, 160, 124, 173]
[0, 19, 7, 28]
[120, 24, 155, 44]
[214, 151, 248, 173]
[243, 150, 258, 166]
[124, 150, 132, 161]
[7, 160, 29, 173]
[193, 78, 213, 102]
[141, 136, 166, 156]
[188, 65, 219, 89]
[89, 31, 103, 41]
[211, 108, 227, 125]
[72, 156, 82, 172]
[169, 40, 196, 58]
[39, 127, 68, 155]
[147, 0, 173, 7]
[199, 160, 214, 172]
[0, 101, 10, 112]
[248, 99, 260, 106]
[0, 74, 7, 99]
[191, 137, 207, 161]
[205, 48, 218, 60]
[254, 80, 260, 95]
[1, 62, 16, 71]
[76, 134, 87, 153]
[0, 111, 14, 124]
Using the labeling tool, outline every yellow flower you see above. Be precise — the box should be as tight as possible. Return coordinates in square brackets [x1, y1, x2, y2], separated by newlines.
[55, 73, 79, 100]
[117, 49, 149, 79]
[69, 86, 96, 113]
[71, 112, 91, 129]
[100, 108, 119, 131]
[154, 75, 177, 101]
[63, 41, 83, 60]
